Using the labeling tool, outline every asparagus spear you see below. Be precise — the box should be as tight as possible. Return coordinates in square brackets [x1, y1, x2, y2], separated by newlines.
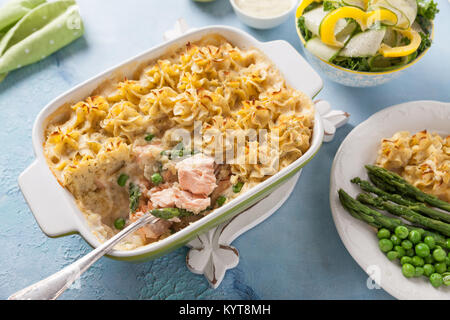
[352, 177, 450, 223]
[357, 193, 450, 237]
[365, 165, 450, 212]
[150, 208, 193, 220]
[338, 189, 448, 247]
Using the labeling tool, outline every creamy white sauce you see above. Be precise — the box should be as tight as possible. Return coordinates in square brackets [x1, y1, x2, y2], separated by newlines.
[235, 0, 293, 18]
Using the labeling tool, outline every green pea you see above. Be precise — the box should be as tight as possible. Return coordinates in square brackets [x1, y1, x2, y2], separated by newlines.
[395, 226, 409, 239]
[145, 133, 155, 141]
[401, 240, 413, 250]
[151, 173, 163, 185]
[387, 251, 398, 261]
[412, 256, 424, 267]
[406, 248, 415, 257]
[114, 217, 126, 230]
[429, 273, 443, 288]
[445, 257, 450, 266]
[390, 235, 401, 245]
[408, 230, 421, 244]
[435, 262, 447, 274]
[400, 256, 412, 265]
[379, 239, 393, 253]
[446, 238, 450, 250]
[415, 243, 430, 258]
[424, 236, 436, 250]
[425, 255, 435, 264]
[402, 263, 415, 278]
[232, 182, 244, 193]
[442, 272, 450, 286]
[423, 264, 435, 277]
[415, 267, 424, 277]
[377, 228, 391, 239]
[216, 196, 226, 207]
[117, 173, 129, 187]
[395, 245, 405, 258]
[433, 248, 446, 262]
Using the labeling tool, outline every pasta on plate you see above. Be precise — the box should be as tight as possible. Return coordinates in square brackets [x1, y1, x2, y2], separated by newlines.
[376, 130, 450, 202]
[43, 35, 315, 250]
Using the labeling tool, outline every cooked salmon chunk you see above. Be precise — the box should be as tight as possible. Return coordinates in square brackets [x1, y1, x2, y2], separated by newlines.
[176, 154, 217, 196]
[150, 184, 210, 214]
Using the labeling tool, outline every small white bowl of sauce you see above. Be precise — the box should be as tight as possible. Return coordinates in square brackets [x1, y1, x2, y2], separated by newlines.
[230, 0, 297, 29]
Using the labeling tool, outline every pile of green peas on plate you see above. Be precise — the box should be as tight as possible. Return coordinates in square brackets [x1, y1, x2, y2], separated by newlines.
[377, 226, 450, 288]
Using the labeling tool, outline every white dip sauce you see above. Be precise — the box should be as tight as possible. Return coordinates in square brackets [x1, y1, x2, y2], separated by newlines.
[235, 0, 293, 18]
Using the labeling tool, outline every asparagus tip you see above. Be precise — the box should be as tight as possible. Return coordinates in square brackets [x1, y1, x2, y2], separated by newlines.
[350, 177, 361, 184]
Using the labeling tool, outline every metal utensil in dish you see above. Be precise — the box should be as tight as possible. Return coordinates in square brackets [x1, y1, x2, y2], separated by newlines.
[8, 213, 159, 300]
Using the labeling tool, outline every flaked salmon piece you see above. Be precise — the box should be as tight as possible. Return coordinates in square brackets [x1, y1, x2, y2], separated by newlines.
[133, 144, 163, 169]
[149, 184, 210, 214]
[129, 209, 171, 240]
[150, 186, 176, 208]
[176, 154, 217, 196]
[173, 188, 211, 214]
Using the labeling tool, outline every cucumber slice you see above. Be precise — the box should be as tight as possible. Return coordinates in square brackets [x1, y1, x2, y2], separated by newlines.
[341, 0, 366, 9]
[336, 20, 358, 43]
[411, 21, 424, 34]
[368, 54, 408, 71]
[382, 28, 398, 47]
[305, 37, 340, 61]
[340, 28, 386, 57]
[303, 5, 347, 36]
[385, 0, 417, 27]
[369, 0, 415, 29]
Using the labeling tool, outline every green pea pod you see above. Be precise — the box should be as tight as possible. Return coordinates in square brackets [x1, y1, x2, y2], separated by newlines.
[0, 0, 45, 32]
[0, 0, 84, 75]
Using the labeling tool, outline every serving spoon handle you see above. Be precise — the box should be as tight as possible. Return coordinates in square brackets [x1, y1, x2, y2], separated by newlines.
[8, 213, 158, 300]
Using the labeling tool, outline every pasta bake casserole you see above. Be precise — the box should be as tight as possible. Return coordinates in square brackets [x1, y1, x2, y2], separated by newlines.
[43, 35, 315, 250]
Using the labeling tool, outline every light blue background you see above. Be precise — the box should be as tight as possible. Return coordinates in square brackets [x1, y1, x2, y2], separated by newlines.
[0, 0, 449, 300]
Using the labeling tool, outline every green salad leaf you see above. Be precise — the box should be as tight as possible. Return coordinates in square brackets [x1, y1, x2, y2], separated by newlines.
[297, 16, 313, 42]
[331, 56, 371, 72]
[417, 0, 439, 20]
[323, 1, 340, 11]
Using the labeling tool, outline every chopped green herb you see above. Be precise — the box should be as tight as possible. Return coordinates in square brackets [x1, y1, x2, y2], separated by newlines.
[117, 173, 129, 187]
[145, 133, 155, 142]
[151, 172, 163, 185]
[114, 217, 126, 230]
[232, 182, 244, 193]
[217, 196, 226, 207]
[128, 182, 141, 213]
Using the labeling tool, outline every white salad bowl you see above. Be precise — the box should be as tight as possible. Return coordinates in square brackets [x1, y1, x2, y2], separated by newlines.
[294, 4, 434, 87]
[230, 0, 298, 29]
[18, 25, 324, 261]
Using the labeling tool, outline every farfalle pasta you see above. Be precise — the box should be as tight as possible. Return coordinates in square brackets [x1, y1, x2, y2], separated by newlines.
[43, 35, 314, 249]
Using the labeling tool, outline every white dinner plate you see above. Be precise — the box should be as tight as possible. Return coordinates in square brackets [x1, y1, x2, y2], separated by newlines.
[329, 100, 450, 300]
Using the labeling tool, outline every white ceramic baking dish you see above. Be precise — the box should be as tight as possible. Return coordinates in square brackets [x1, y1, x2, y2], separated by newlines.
[18, 25, 324, 261]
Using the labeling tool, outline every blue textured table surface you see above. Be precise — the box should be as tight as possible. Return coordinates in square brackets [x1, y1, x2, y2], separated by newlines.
[1, 0, 449, 300]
